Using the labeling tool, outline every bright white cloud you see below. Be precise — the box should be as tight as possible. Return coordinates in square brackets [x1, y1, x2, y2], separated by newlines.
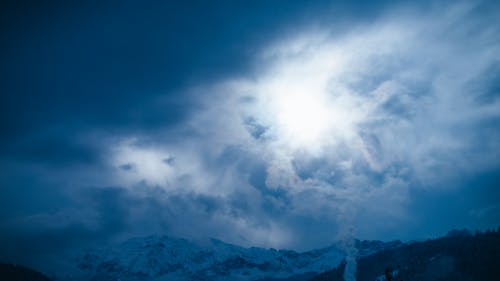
[106, 1, 500, 248]
[111, 138, 175, 187]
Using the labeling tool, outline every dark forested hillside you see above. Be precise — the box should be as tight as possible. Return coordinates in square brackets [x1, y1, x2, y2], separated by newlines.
[357, 229, 500, 281]
[0, 263, 52, 281]
[308, 228, 500, 281]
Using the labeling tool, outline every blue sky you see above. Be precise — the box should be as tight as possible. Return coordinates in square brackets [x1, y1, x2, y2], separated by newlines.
[1, 0, 500, 264]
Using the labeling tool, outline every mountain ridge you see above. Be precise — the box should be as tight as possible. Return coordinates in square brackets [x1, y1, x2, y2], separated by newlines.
[45, 234, 402, 281]
[3, 229, 497, 281]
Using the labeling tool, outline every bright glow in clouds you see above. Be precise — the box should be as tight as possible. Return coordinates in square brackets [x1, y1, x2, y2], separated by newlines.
[107, 2, 500, 249]
[276, 90, 331, 145]
[261, 71, 362, 150]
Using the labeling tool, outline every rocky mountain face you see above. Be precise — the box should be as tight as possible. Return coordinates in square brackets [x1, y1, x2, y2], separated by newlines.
[4, 230, 497, 281]
[47, 236, 401, 281]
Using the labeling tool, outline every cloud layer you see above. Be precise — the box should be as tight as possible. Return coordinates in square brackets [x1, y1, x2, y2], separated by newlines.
[101, 1, 500, 249]
[1, 0, 500, 266]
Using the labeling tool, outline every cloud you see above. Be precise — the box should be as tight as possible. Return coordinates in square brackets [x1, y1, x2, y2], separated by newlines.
[1, 2, 500, 265]
[118, 1, 500, 245]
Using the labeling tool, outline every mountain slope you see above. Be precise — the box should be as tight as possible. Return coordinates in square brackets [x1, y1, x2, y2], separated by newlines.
[48, 236, 401, 281]
[60, 236, 345, 281]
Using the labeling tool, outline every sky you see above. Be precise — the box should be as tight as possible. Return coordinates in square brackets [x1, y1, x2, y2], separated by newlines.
[1, 0, 500, 265]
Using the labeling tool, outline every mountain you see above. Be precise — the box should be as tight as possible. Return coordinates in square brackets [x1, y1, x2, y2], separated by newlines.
[307, 229, 500, 281]
[6, 229, 499, 281]
[46, 235, 401, 281]
[307, 261, 346, 281]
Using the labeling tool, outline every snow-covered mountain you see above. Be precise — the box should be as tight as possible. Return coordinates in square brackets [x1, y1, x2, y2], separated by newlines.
[48, 235, 402, 281]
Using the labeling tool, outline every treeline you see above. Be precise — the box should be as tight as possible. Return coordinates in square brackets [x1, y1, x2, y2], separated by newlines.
[357, 227, 500, 281]
[307, 227, 500, 281]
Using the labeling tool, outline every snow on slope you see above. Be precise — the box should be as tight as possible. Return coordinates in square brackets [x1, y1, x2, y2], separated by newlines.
[50, 235, 402, 281]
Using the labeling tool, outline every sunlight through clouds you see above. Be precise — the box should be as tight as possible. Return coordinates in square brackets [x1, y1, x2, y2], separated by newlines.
[104, 1, 500, 248]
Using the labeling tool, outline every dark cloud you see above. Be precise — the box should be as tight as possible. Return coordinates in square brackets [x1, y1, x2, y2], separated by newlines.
[0, 186, 129, 263]
[0, 0, 339, 140]
[404, 170, 500, 240]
